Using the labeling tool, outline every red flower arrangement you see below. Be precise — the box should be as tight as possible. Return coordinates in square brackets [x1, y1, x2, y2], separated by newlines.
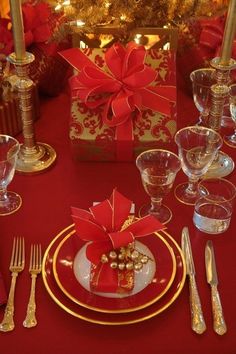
[0, 1, 71, 96]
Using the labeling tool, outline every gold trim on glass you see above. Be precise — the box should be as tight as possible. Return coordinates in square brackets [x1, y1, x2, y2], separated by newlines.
[52, 229, 177, 313]
[42, 224, 186, 325]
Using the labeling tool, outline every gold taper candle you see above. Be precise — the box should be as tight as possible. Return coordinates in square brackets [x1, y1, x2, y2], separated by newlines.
[219, 0, 236, 65]
[9, 0, 26, 60]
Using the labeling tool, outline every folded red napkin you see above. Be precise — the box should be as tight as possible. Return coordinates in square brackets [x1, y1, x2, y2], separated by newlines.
[0, 271, 7, 306]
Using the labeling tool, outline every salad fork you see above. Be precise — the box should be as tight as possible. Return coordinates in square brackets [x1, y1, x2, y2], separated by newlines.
[0, 237, 25, 332]
[23, 244, 42, 328]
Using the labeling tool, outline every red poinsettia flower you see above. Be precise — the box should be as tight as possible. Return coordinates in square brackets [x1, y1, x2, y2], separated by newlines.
[22, 2, 51, 47]
[0, 19, 14, 57]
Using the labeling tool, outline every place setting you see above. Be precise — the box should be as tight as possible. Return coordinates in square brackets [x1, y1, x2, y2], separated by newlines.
[42, 189, 186, 325]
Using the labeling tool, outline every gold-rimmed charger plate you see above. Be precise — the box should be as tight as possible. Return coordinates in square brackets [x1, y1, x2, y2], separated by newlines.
[52, 229, 176, 313]
[42, 224, 186, 325]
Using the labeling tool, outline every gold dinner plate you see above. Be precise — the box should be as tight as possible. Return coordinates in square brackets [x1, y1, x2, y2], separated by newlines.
[52, 229, 176, 313]
[42, 224, 186, 325]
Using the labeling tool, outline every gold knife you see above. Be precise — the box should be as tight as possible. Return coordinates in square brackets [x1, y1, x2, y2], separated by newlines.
[181, 227, 206, 334]
[205, 240, 227, 335]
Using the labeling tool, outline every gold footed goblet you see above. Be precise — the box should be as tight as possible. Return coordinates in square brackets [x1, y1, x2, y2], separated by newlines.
[174, 126, 223, 205]
[224, 84, 236, 148]
[136, 149, 181, 224]
[0, 135, 22, 215]
[190, 68, 216, 126]
[7, 52, 56, 174]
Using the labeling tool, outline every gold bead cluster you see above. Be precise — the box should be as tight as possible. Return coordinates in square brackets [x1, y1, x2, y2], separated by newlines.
[100, 243, 150, 271]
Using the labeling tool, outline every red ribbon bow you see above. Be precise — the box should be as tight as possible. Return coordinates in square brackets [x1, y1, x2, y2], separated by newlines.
[71, 189, 164, 293]
[60, 43, 176, 160]
[22, 2, 51, 48]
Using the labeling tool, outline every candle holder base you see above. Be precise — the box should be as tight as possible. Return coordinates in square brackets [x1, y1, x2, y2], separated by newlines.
[204, 150, 234, 178]
[16, 142, 56, 174]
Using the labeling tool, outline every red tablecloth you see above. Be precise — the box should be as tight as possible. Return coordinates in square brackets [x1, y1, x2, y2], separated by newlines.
[0, 85, 236, 354]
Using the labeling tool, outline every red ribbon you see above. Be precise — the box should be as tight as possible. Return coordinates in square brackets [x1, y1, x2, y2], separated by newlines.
[71, 189, 164, 293]
[60, 43, 176, 161]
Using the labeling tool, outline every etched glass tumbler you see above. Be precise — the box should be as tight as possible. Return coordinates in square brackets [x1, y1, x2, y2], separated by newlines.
[190, 68, 216, 126]
[0, 135, 21, 215]
[136, 149, 181, 224]
[193, 178, 236, 234]
[174, 126, 223, 205]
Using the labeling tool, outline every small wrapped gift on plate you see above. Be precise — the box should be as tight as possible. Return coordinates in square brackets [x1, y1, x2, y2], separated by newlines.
[71, 189, 164, 296]
[60, 41, 177, 161]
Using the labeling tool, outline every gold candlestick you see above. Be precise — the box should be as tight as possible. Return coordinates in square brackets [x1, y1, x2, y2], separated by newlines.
[8, 1, 56, 173]
[205, 0, 236, 178]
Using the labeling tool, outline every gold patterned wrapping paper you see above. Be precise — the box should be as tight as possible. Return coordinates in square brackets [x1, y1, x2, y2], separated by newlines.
[69, 47, 177, 161]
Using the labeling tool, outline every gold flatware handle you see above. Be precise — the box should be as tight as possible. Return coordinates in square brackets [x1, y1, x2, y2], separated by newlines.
[23, 274, 37, 328]
[0, 273, 18, 332]
[189, 275, 206, 334]
[211, 285, 227, 335]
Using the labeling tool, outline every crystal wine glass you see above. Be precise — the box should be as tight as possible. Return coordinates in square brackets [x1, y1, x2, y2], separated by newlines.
[0, 135, 22, 215]
[224, 84, 236, 148]
[190, 68, 216, 126]
[174, 126, 223, 205]
[136, 149, 181, 224]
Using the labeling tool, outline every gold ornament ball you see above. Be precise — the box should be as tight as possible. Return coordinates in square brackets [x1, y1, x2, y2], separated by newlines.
[109, 251, 117, 259]
[100, 254, 109, 263]
[126, 262, 134, 270]
[110, 262, 118, 269]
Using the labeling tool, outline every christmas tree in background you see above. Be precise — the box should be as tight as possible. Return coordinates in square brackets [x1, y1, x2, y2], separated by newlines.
[43, 0, 228, 34]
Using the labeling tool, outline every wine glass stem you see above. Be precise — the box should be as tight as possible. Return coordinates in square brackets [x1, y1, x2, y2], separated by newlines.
[150, 198, 162, 213]
[0, 188, 8, 203]
[187, 178, 198, 195]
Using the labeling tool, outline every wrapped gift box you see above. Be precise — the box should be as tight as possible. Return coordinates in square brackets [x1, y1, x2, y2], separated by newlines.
[62, 34, 177, 161]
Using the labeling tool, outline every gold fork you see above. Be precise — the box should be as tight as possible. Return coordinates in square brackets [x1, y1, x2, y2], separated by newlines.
[23, 244, 42, 328]
[0, 237, 25, 332]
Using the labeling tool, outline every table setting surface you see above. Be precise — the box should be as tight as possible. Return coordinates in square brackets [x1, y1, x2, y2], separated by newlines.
[0, 85, 236, 354]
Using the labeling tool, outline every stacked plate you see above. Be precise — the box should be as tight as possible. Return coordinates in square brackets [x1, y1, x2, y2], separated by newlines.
[42, 224, 186, 325]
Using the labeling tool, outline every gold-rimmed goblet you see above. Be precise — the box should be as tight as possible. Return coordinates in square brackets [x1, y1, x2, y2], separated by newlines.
[0, 135, 22, 215]
[190, 68, 216, 126]
[136, 149, 181, 224]
[224, 84, 236, 148]
[174, 126, 223, 205]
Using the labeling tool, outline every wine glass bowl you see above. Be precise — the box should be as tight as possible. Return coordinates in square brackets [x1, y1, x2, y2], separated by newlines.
[174, 126, 223, 205]
[136, 149, 181, 224]
[190, 68, 216, 126]
[0, 135, 22, 215]
[224, 84, 236, 148]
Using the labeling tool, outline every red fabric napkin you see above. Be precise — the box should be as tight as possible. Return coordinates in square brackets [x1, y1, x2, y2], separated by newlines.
[0, 271, 7, 306]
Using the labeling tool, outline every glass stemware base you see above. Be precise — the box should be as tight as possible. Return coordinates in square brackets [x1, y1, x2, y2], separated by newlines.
[0, 191, 22, 216]
[204, 151, 235, 178]
[174, 182, 199, 206]
[138, 204, 172, 225]
[224, 133, 236, 148]
[174, 183, 208, 206]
